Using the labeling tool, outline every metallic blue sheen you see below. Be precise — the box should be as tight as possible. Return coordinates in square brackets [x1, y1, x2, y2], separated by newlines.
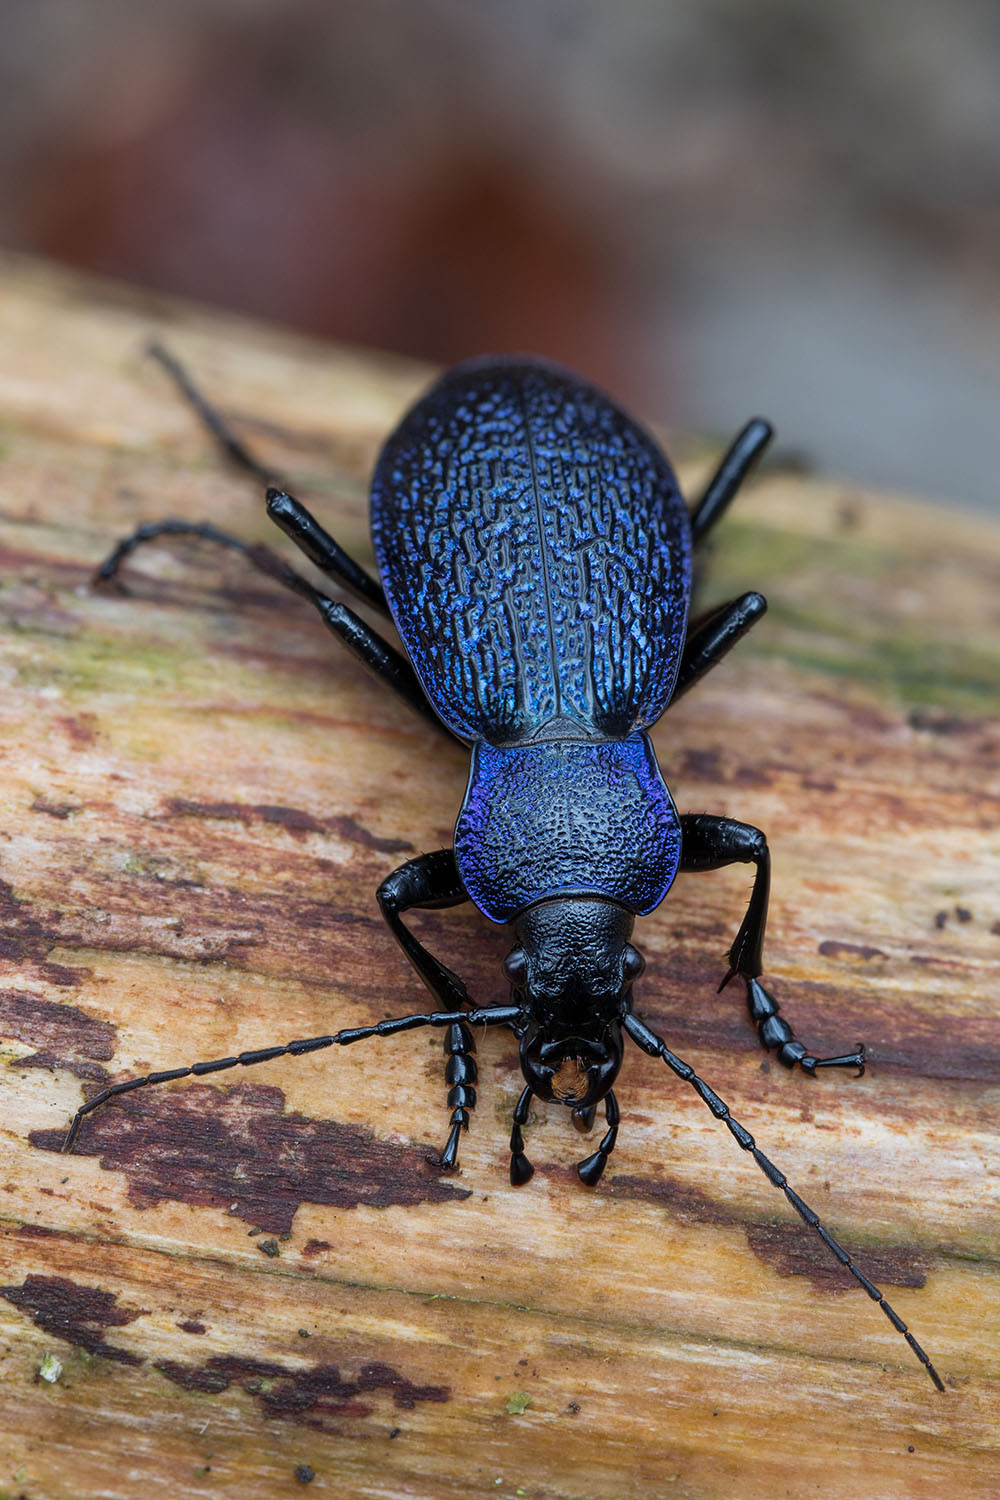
[371, 358, 692, 746]
[453, 733, 681, 923]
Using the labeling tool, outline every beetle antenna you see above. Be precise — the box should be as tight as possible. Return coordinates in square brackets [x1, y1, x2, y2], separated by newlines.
[60, 1004, 519, 1155]
[622, 1012, 944, 1391]
[147, 341, 280, 488]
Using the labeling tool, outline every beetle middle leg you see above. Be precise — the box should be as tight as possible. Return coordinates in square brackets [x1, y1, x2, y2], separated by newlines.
[688, 417, 773, 545]
[376, 850, 483, 1169]
[679, 814, 866, 1074]
[672, 590, 767, 703]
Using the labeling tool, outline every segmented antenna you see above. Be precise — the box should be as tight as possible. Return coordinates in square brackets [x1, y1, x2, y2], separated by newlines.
[623, 1012, 944, 1391]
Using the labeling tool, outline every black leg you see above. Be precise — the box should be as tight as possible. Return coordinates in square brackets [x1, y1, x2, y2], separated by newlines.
[623, 1012, 944, 1390]
[509, 1084, 534, 1185]
[689, 418, 774, 546]
[679, 814, 865, 1075]
[576, 1090, 620, 1186]
[61, 1001, 520, 1154]
[266, 489, 388, 615]
[148, 342, 387, 614]
[94, 517, 448, 736]
[672, 591, 767, 703]
[377, 851, 482, 1167]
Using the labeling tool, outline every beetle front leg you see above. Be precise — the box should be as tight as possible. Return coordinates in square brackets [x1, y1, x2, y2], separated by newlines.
[377, 850, 481, 1168]
[679, 814, 865, 1075]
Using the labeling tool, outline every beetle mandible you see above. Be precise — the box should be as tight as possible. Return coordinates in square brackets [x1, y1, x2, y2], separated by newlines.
[64, 347, 943, 1389]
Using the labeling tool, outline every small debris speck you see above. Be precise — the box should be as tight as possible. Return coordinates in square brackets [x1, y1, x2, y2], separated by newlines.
[257, 1238, 280, 1258]
[295, 1463, 315, 1484]
[934, 911, 948, 930]
[506, 1391, 531, 1415]
[567, 1401, 580, 1414]
[39, 1352, 62, 1383]
[955, 907, 972, 923]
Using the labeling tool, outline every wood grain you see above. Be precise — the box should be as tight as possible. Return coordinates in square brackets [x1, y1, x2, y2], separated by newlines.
[0, 253, 997, 1500]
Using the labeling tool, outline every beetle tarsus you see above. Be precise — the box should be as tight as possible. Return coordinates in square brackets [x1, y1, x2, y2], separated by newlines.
[576, 1091, 620, 1186]
[440, 1120, 464, 1172]
[509, 1085, 535, 1186]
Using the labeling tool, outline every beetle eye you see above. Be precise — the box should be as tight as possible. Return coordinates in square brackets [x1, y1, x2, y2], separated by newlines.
[502, 949, 528, 987]
[622, 944, 645, 982]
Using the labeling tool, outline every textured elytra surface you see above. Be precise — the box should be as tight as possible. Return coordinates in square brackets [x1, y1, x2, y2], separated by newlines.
[371, 359, 692, 744]
[454, 734, 682, 923]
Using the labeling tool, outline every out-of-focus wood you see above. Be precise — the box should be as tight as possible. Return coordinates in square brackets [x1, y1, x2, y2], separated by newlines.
[0, 254, 996, 1500]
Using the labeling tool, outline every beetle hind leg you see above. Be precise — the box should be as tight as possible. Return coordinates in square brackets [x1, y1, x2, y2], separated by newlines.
[680, 813, 866, 1075]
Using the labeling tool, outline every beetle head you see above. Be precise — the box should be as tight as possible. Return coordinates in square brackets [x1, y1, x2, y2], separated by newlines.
[503, 898, 643, 1109]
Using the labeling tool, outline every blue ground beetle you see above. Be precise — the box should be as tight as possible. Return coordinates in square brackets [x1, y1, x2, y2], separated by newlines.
[65, 347, 943, 1389]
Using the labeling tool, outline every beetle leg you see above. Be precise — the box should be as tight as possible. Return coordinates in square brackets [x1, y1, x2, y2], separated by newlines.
[509, 1084, 534, 1185]
[576, 1090, 620, 1187]
[59, 1002, 520, 1154]
[678, 814, 866, 1076]
[671, 591, 767, 703]
[688, 417, 773, 545]
[377, 850, 486, 1168]
[623, 1012, 944, 1391]
[265, 488, 388, 614]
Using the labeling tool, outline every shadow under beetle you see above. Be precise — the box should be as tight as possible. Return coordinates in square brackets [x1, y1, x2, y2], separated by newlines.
[65, 347, 943, 1390]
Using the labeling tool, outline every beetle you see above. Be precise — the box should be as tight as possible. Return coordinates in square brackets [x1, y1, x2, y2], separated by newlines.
[63, 346, 943, 1389]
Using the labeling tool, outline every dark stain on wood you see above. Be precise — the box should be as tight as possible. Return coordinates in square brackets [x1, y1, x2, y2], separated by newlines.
[818, 940, 887, 962]
[0, 878, 62, 962]
[609, 1173, 931, 1293]
[32, 1080, 470, 1233]
[154, 1353, 450, 1425]
[0, 1274, 148, 1364]
[1, 988, 115, 1081]
[163, 797, 413, 854]
[31, 797, 84, 819]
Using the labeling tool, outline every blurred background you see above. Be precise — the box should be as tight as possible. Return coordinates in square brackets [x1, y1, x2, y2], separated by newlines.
[0, 0, 998, 508]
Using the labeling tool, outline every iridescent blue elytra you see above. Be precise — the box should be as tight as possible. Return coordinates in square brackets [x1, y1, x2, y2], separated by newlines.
[371, 359, 690, 922]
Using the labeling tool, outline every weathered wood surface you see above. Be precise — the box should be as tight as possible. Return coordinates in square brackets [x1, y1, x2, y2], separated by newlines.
[0, 254, 996, 1500]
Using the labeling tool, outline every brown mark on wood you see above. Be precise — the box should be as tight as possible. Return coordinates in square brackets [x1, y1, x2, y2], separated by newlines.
[31, 1080, 470, 1234]
[153, 1353, 450, 1425]
[609, 1174, 931, 1293]
[0, 878, 64, 962]
[57, 712, 99, 748]
[818, 940, 888, 962]
[163, 797, 413, 853]
[0, 1274, 148, 1365]
[31, 797, 84, 819]
[1, 989, 115, 1081]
